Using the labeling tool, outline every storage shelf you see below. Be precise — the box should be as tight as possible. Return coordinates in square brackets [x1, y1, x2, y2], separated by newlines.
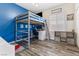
[17, 30, 28, 33]
[15, 38, 28, 43]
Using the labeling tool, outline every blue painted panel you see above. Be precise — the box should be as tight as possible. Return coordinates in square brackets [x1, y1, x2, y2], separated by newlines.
[0, 3, 43, 43]
[0, 3, 28, 42]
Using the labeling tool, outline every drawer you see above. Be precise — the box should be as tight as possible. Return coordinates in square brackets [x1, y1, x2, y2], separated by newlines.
[67, 38, 75, 45]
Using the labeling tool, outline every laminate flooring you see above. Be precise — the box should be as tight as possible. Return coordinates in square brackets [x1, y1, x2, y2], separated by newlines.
[16, 40, 79, 56]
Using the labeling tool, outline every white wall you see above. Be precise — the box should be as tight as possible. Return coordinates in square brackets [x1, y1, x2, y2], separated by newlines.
[0, 37, 15, 56]
[75, 4, 79, 47]
[43, 3, 79, 47]
[43, 3, 75, 31]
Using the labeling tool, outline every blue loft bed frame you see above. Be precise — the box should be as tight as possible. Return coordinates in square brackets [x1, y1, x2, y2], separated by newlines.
[15, 11, 46, 48]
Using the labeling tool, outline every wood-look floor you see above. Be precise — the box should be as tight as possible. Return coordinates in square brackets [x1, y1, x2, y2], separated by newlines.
[16, 40, 79, 56]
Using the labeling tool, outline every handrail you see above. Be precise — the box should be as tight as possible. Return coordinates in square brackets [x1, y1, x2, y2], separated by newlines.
[16, 12, 28, 18]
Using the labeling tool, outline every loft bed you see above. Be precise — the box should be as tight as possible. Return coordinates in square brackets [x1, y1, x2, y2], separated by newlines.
[15, 11, 47, 48]
[16, 11, 46, 25]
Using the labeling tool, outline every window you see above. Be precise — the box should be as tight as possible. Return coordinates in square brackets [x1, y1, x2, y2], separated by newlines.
[51, 8, 62, 14]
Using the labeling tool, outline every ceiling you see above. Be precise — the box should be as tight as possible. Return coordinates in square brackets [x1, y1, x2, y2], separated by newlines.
[17, 3, 62, 13]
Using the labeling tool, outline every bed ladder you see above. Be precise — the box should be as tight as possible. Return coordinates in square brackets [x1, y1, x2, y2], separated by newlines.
[44, 20, 50, 40]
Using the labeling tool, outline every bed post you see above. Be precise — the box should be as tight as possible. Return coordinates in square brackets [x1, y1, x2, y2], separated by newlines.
[45, 20, 50, 40]
[15, 17, 17, 42]
[28, 11, 31, 48]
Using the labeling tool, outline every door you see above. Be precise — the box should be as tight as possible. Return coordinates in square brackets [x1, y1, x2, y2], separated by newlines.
[48, 14, 56, 40]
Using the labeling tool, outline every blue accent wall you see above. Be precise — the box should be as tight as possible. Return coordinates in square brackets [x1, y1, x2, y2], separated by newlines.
[0, 3, 28, 42]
